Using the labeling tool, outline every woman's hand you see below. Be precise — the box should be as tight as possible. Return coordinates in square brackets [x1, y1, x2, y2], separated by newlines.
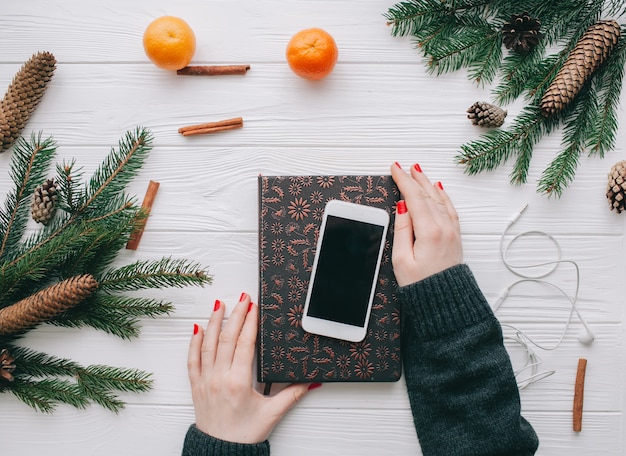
[390, 163, 463, 286]
[188, 293, 318, 444]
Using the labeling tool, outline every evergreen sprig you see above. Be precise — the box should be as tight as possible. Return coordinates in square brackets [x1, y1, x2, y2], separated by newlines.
[2, 346, 152, 413]
[386, 0, 626, 196]
[0, 128, 212, 412]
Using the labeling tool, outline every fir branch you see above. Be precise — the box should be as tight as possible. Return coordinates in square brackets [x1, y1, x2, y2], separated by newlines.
[0, 128, 150, 291]
[0, 133, 56, 261]
[493, 45, 550, 105]
[423, 20, 499, 77]
[76, 365, 152, 413]
[99, 257, 212, 292]
[94, 295, 173, 318]
[586, 32, 626, 157]
[385, 0, 457, 37]
[456, 105, 547, 175]
[77, 127, 152, 219]
[9, 379, 87, 413]
[11, 346, 81, 378]
[0, 222, 99, 305]
[55, 159, 84, 213]
[537, 81, 598, 196]
[532, 0, 602, 45]
[52, 294, 172, 339]
[0, 224, 93, 306]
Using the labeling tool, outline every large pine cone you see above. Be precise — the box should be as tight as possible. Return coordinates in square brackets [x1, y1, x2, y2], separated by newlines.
[540, 20, 621, 117]
[607, 160, 626, 213]
[502, 13, 543, 53]
[0, 274, 98, 335]
[0, 51, 56, 152]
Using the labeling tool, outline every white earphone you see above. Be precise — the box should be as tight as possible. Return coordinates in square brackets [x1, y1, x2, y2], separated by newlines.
[494, 204, 594, 388]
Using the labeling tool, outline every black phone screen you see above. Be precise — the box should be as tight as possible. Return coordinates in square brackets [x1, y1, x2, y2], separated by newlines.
[306, 215, 385, 327]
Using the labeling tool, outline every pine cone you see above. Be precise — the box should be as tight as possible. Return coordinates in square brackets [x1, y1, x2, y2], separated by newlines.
[502, 12, 543, 53]
[0, 348, 16, 382]
[31, 178, 58, 225]
[607, 160, 626, 213]
[0, 51, 56, 152]
[0, 274, 98, 336]
[540, 20, 621, 117]
[467, 101, 507, 128]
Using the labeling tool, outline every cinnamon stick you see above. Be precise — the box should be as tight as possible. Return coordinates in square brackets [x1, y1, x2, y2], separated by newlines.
[573, 358, 587, 432]
[178, 117, 243, 136]
[177, 65, 250, 76]
[126, 180, 160, 251]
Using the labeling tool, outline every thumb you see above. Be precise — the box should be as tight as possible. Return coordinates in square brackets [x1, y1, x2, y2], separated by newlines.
[266, 382, 320, 419]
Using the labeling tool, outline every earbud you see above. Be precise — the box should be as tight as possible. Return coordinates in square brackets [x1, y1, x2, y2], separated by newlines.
[574, 307, 595, 345]
[577, 319, 595, 345]
[578, 330, 594, 345]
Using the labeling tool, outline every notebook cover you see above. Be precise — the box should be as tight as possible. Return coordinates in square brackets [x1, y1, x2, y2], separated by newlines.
[257, 175, 402, 383]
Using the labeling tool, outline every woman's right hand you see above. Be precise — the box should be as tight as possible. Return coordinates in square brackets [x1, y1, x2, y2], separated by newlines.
[390, 162, 463, 287]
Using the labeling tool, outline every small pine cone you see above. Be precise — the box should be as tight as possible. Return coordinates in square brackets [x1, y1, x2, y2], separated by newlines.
[0, 274, 98, 336]
[607, 160, 626, 213]
[31, 178, 58, 225]
[0, 348, 16, 382]
[502, 12, 543, 53]
[540, 20, 621, 117]
[467, 102, 507, 127]
[0, 51, 56, 152]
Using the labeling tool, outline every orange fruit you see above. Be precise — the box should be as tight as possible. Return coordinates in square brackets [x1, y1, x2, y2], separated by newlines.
[143, 16, 196, 71]
[286, 28, 338, 80]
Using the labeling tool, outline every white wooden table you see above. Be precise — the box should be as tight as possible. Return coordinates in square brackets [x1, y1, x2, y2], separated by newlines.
[1, 1, 625, 454]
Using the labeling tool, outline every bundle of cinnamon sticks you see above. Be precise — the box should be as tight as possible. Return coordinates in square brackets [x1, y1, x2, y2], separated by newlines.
[178, 117, 244, 137]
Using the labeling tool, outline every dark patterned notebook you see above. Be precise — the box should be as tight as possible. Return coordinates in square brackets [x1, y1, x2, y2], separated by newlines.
[257, 175, 402, 383]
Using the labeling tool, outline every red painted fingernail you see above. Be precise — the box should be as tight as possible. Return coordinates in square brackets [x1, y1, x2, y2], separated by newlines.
[394, 161, 402, 169]
[397, 200, 407, 215]
[308, 382, 323, 391]
[413, 163, 422, 173]
[214, 299, 221, 312]
[239, 292, 247, 302]
[193, 323, 199, 335]
[248, 302, 254, 313]
[437, 181, 444, 190]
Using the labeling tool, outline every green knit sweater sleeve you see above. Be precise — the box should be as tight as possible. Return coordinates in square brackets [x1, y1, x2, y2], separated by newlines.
[399, 264, 539, 456]
[182, 425, 270, 456]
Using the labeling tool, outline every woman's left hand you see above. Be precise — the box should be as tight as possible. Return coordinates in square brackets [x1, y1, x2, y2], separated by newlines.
[188, 292, 318, 444]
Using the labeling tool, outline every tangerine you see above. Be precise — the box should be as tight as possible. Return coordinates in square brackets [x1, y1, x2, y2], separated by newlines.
[143, 16, 196, 71]
[286, 28, 338, 80]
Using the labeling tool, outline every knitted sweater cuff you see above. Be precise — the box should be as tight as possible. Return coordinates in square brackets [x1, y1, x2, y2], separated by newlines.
[398, 264, 495, 341]
[183, 424, 270, 456]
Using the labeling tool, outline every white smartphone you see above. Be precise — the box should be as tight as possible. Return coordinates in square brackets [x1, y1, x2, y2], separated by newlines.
[301, 200, 389, 342]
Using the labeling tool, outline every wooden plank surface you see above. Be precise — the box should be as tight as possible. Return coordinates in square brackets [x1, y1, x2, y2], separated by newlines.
[1, 1, 625, 455]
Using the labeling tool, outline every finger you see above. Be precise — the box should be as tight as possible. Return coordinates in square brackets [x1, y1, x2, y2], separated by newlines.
[435, 182, 461, 234]
[231, 301, 259, 380]
[214, 292, 251, 369]
[200, 299, 225, 373]
[391, 163, 437, 235]
[409, 163, 440, 202]
[410, 165, 449, 220]
[188, 322, 204, 386]
[265, 383, 318, 425]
